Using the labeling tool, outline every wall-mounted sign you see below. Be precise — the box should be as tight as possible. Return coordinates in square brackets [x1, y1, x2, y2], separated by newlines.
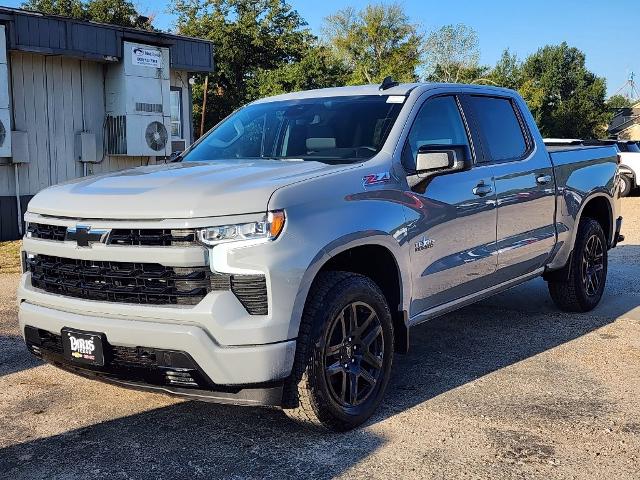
[132, 46, 163, 68]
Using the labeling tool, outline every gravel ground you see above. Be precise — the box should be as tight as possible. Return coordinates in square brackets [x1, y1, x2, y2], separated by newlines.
[0, 198, 639, 479]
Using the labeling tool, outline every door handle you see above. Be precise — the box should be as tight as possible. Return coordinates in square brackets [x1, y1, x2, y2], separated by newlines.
[472, 182, 493, 197]
[536, 174, 552, 185]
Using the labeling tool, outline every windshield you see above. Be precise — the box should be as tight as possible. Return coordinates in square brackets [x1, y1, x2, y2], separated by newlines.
[183, 95, 405, 164]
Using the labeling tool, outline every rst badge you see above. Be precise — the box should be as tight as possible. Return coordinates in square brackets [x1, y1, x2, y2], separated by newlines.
[415, 236, 435, 252]
[363, 172, 391, 187]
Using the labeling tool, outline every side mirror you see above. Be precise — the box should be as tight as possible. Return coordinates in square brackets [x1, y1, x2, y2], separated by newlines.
[415, 144, 469, 176]
[416, 149, 456, 172]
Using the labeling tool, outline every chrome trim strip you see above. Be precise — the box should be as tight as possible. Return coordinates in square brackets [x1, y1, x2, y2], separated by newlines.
[408, 268, 544, 327]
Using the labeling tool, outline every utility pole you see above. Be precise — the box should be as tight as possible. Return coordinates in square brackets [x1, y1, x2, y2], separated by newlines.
[199, 75, 209, 138]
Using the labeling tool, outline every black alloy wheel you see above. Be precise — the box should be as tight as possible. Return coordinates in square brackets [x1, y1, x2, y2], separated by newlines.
[581, 233, 605, 297]
[323, 301, 385, 408]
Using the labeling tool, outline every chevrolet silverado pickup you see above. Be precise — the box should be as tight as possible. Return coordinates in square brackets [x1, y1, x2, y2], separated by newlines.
[18, 81, 623, 431]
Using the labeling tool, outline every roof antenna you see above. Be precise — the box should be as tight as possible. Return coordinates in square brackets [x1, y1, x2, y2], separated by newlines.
[379, 76, 399, 91]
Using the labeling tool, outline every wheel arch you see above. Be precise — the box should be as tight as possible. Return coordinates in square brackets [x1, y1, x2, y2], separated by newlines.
[292, 234, 410, 354]
[578, 193, 614, 247]
[545, 191, 614, 282]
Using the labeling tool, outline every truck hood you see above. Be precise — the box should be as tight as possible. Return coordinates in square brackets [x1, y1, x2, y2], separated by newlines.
[28, 160, 346, 219]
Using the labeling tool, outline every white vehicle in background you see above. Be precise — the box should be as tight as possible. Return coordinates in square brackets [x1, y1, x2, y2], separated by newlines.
[616, 141, 640, 197]
[543, 139, 640, 197]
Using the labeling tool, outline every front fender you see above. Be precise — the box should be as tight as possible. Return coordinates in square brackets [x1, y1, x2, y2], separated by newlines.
[268, 162, 412, 340]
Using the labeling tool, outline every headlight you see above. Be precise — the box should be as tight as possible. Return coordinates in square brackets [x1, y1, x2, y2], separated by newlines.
[198, 211, 285, 246]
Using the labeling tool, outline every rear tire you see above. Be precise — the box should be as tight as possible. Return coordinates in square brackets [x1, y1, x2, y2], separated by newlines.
[282, 271, 394, 431]
[620, 175, 632, 198]
[547, 218, 608, 312]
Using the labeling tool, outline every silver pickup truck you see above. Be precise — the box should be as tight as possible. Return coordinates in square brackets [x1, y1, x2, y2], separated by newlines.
[18, 81, 623, 431]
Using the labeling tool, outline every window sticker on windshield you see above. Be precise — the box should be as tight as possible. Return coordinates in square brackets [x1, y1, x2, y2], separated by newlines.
[386, 96, 406, 104]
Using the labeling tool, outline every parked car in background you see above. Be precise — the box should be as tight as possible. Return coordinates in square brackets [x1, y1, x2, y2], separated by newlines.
[616, 141, 640, 197]
[19, 82, 623, 431]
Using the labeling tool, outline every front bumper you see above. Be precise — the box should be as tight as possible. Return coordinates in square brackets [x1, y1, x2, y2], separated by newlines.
[19, 301, 296, 402]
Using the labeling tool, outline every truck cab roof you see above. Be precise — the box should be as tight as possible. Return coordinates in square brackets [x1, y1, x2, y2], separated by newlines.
[250, 82, 519, 104]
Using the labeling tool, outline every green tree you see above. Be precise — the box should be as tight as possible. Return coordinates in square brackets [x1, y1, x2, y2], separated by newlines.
[172, 0, 316, 132]
[606, 94, 633, 109]
[323, 2, 422, 85]
[86, 0, 153, 29]
[255, 45, 349, 97]
[423, 24, 479, 83]
[22, 0, 85, 18]
[487, 49, 522, 89]
[22, 0, 153, 29]
[426, 64, 490, 84]
[520, 42, 608, 138]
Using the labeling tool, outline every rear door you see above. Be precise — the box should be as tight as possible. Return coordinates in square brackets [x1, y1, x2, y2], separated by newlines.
[403, 95, 498, 315]
[465, 95, 556, 280]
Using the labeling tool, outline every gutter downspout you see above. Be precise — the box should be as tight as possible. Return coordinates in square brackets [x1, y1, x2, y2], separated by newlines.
[14, 162, 22, 236]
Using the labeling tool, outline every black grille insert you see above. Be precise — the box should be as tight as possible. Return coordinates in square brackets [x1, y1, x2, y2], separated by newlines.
[26, 223, 198, 247]
[108, 228, 197, 246]
[28, 255, 211, 305]
[27, 223, 67, 241]
[231, 275, 268, 315]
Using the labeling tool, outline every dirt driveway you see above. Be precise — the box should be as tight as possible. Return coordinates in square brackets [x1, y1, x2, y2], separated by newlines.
[1, 198, 639, 479]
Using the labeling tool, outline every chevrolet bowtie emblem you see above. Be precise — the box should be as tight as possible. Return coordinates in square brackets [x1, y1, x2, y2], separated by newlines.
[65, 225, 110, 247]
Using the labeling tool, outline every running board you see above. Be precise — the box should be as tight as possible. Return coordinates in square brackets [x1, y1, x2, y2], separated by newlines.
[408, 268, 544, 327]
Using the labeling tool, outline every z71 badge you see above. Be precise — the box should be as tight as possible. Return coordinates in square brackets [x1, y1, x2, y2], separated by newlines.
[363, 172, 391, 187]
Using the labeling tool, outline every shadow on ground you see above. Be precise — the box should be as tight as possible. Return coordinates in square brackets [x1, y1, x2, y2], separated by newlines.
[2, 266, 638, 479]
[0, 334, 42, 378]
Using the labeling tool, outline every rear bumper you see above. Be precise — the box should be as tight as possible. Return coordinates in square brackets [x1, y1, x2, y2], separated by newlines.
[19, 301, 296, 402]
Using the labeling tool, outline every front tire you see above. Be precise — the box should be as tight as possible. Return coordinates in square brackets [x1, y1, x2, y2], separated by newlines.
[548, 218, 608, 312]
[283, 271, 394, 431]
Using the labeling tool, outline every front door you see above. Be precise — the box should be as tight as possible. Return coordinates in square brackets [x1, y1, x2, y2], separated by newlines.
[402, 95, 498, 317]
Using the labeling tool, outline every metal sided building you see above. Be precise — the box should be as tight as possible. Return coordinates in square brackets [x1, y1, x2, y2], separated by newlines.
[0, 7, 214, 240]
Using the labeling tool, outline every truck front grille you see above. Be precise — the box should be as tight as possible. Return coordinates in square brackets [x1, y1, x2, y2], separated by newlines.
[108, 228, 197, 246]
[27, 255, 211, 305]
[26, 223, 198, 247]
[26, 223, 67, 241]
[26, 254, 269, 313]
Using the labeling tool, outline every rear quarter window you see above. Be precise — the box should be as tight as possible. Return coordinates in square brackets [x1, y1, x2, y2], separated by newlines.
[469, 96, 528, 162]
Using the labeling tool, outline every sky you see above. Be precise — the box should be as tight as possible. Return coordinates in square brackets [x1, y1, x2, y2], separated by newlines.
[5, 0, 639, 97]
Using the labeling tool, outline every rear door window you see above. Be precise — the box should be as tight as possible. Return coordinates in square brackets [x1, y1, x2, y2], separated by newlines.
[468, 96, 528, 162]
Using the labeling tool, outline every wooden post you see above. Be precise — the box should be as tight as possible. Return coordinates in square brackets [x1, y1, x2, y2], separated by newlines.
[199, 75, 209, 138]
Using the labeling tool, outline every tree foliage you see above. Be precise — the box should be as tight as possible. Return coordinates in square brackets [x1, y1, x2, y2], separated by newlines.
[255, 45, 349, 97]
[520, 42, 608, 138]
[86, 0, 153, 29]
[22, 0, 153, 29]
[487, 49, 522, 89]
[22, 0, 85, 18]
[606, 94, 633, 109]
[423, 24, 479, 83]
[322, 3, 422, 84]
[172, 0, 315, 131]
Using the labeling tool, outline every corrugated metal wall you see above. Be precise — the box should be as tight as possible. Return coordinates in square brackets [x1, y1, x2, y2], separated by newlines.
[0, 52, 192, 240]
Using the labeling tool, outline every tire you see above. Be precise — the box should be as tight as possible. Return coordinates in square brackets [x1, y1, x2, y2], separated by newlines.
[620, 175, 632, 198]
[547, 218, 608, 312]
[282, 271, 394, 431]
